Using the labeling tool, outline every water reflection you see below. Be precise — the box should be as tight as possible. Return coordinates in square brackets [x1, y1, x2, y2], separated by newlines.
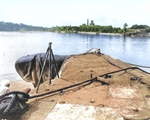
[123, 36, 127, 53]
[86, 34, 88, 48]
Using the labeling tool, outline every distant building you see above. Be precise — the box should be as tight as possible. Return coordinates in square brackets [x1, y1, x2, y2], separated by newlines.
[87, 19, 89, 26]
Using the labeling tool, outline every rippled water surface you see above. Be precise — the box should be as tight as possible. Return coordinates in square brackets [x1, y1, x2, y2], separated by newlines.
[0, 31, 150, 80]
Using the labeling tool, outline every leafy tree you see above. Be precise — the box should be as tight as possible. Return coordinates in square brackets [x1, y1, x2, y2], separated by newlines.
[0, 21, 49, 31]
[123, 23, 128, 32]
[118, 30, 123, 34]
[101, 26, 113, 33]
[90, 20, 95, 26]
[130, 24, 150, 29]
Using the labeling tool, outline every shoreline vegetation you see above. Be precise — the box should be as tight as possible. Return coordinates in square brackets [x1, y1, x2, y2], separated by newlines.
[0, 21, 150, 37]
[60, 31, 123, 36]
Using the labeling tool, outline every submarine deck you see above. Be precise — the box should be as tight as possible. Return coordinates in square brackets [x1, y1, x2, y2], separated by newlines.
[9, 53, 150, 120]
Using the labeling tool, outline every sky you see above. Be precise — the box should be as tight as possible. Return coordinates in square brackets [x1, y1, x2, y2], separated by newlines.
[0, 0, 150, 28]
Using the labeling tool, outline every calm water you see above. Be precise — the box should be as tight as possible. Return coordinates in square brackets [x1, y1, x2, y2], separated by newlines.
[0, 31, 150, 81]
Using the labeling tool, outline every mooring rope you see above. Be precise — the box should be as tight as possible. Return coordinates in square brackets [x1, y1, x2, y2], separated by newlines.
[127, 63, 150, 68]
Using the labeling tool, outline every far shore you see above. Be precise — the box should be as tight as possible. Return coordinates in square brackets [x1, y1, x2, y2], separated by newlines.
[59, 31, 123, 36]
[78, 31, 123, 36]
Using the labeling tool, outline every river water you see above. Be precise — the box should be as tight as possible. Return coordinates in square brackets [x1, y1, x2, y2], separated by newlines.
[0, 31, 150, 82]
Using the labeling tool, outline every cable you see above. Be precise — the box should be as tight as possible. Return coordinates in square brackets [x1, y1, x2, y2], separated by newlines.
[127, 63, 150, 68]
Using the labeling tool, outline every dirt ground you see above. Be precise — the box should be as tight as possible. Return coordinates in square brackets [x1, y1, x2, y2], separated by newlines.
[8, 53, 150, 120]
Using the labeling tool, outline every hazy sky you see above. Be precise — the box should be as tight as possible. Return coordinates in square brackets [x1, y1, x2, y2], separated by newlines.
[0, 0, 150, 28]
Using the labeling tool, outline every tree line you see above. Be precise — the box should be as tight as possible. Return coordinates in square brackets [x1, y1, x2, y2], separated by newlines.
[0, 21, 150, 34]
[51, 24, 123, 34]
[0, 21, 50, 31]
[51, 23, 150, 34]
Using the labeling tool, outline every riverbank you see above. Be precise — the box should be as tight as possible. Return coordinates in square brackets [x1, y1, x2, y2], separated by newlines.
[59, 31, 123, 36]
[78, 31, 123, 36]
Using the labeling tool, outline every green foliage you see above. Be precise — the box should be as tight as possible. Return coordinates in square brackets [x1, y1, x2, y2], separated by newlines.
[130, 24, 150, 29]
[118, 30, 123, 34]
[0, 21, 50, 31]
[1, 21, 149, 34]
[127, 29, 136, 33]
[90, 20, 95, 26]
[49, 24, 124, 34]
[101, 26, 113, 33]
[123, 23, 128, 32]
